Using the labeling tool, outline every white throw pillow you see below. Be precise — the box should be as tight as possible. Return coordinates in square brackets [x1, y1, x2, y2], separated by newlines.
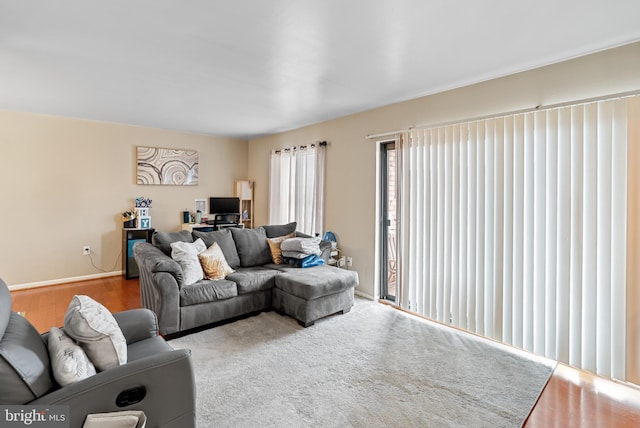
[47, 327, 96, 386]
[64, 295, 127, 371]
[171, 238, 207, 285]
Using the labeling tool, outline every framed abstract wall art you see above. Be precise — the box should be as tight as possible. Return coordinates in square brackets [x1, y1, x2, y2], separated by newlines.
[136, 146, 199, 185]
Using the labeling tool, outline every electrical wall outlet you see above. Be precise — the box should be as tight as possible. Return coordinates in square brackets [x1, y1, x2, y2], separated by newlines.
[346, 257, 353, 267]
[83, 246, 91, 256]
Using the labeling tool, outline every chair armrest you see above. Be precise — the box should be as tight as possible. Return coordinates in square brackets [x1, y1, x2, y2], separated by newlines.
[31, 349, 195, 428]
[113, 309, 158, 344]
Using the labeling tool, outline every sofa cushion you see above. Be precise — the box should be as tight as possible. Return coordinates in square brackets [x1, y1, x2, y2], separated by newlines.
[230, 227, 272, 267]
[180, 279, 238, 306]
[170, 238, 207, 285]
[153, 230, 194, 256]
[198, 242, 235, 280]
[0, 312, 55, 404]
[47, 327, 96, 386]
[274, 266, 358, 300]
[261, 222, 297, 238]
[192, 229, 241, 268]
[225, 267, 280, 295]
[64, 295, 127, 371]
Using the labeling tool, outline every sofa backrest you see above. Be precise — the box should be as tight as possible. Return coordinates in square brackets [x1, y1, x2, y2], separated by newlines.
[192, 229, 241, 268]
[261, 222, 297, 238]
[150, 222, 327, 269]
[152, 230, 194, 256]
[0, 279, 55, 404]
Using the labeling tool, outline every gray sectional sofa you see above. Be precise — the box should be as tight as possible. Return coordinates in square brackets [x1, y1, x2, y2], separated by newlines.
[133, 223, 358, 336]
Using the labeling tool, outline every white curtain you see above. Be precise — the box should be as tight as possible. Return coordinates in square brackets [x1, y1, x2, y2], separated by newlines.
[269, 143, 326, 236]
[396, 97, 630, 381]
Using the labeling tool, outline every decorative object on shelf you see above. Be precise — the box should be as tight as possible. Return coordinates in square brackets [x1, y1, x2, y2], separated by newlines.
[139, 216, 152, 229]
[195, 198, 206, 214]
[135, 197, 152, 208]
[121, 209, 137, 228]
[136, 146, 199, 186]
[135, 197, 152, 229]
[323, 231, 344, 267]
[183, 210, 190, 224]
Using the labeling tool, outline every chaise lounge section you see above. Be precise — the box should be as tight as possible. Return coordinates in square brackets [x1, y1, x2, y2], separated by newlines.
[133, 222, 359, 336]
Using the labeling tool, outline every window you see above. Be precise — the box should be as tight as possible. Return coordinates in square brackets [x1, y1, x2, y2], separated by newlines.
[269, 143, 326, 236]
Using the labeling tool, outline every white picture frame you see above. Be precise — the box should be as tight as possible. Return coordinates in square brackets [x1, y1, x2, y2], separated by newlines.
[195, 198, 207, 214]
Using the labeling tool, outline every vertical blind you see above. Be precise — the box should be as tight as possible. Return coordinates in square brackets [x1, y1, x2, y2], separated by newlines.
[269, 143, 326, 236]
[396, 97, 629, 380]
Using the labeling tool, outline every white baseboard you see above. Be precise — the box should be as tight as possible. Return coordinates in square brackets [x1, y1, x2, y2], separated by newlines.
[355, 289, 375, 300]
[8, 271, 123, 291]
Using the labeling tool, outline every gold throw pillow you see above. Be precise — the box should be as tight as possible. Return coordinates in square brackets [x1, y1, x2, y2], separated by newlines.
[266, 232, 296, 264]
[198, 242, 235, 280]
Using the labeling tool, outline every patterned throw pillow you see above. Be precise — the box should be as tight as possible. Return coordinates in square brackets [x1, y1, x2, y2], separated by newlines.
[63, 295, 127, 371]
[47, 327, 96, 385]
[266, 232, 296, 264]
[170, 238, 207, 285]
[198, 242, 235, 280]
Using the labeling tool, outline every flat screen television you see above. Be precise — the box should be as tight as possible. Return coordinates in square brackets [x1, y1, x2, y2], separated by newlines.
[209, 197, 240, 215]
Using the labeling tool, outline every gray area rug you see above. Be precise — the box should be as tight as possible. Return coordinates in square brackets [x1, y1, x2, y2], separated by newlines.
[169, 298, 556, 428]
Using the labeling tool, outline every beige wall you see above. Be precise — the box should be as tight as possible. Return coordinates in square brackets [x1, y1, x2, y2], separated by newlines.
[0, 111, 247, 286]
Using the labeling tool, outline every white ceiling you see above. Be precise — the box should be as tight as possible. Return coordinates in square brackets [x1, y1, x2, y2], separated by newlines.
[1, 1, 639, 140]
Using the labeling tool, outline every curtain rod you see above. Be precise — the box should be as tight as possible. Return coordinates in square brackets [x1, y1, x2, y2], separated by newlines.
[274, 140, 327, 154]
[365, 89, 640, 140]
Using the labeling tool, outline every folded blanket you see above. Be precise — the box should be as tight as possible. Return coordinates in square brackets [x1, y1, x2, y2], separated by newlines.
[282, 251, 311, 259]
[280, 237, 322, 255]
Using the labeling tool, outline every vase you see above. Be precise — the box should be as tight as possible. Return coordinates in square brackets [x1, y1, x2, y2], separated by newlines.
[123, 219, 136, 228]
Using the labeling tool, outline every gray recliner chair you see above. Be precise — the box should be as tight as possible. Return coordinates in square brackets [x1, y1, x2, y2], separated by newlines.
[0, 278, 196, 428]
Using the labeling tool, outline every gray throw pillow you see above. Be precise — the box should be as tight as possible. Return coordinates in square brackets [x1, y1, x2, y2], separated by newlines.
[192, 229, 241, 268]
[230, 227, 272, 267]
[152, 230, 193, 256]
[261, 222, 297, 238]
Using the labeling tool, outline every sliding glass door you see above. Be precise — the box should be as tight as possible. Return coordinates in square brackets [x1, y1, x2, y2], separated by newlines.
[380, 142, 397, 301]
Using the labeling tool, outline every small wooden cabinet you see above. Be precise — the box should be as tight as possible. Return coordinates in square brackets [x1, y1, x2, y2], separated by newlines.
[235, 180, 254, 229]
[122, 228, 154, 279]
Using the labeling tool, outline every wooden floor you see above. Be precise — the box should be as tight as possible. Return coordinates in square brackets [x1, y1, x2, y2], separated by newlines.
[8, 276, 640, 427]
